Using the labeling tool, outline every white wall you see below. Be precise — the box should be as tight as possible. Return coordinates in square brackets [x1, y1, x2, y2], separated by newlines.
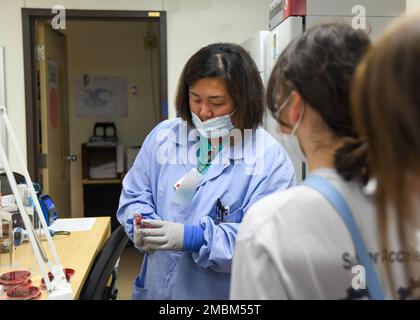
[407, 0, 420, 11]
[0, 0, 26, 172]
[66, 20, 160, 216]
[164, 0, 271, 118]
[0, 0, 271, 175]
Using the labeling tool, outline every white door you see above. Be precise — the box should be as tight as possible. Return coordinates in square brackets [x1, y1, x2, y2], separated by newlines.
[240, 31, 269, 85]
[264, 17, 306, 183]
[36, 21, 71, 218]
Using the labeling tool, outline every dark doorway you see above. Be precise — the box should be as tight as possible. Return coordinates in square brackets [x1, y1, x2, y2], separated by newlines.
[22, 8, 168, 181]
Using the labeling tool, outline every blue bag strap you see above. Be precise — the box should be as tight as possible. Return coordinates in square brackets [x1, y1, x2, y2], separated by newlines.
[303, 174, 385, 300]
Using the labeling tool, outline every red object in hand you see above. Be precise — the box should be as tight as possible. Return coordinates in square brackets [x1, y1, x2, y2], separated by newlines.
[134, 214, 154, 228]
[134, 214, 143, 227]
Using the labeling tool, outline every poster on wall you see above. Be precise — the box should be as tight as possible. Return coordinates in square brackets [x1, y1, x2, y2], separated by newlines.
[75, 74, 128, 118]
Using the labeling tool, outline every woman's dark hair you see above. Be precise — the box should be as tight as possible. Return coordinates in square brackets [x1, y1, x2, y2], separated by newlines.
[266, 22, 371, 183]
[176, 43, 264, 130]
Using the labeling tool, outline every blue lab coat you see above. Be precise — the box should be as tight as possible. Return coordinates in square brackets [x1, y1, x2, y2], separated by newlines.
[116, 118, 296, 299]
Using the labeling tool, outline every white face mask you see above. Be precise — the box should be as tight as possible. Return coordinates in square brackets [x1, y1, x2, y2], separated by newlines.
[191, 111, 235, 138]
[276, 94, 307, 164]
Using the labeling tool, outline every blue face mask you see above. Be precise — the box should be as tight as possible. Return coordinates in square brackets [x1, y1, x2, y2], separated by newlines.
[191, 111, 235, 138]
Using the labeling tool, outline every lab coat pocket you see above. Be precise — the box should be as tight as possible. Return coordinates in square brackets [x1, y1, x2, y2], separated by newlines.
[132, 276, 148, 300]
[168, 252, 182, 273]
[222, 209, 243, 223]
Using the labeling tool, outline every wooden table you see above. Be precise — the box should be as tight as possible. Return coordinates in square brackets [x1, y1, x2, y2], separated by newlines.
[0, 217, 111, 300]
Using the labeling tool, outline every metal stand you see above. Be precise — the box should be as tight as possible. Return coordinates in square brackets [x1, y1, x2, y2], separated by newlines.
[0, 106, 72, 299]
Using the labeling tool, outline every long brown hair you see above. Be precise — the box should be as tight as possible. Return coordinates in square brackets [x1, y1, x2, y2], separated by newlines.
[266, 22, 371, 183]
[351, 12, 420, 297]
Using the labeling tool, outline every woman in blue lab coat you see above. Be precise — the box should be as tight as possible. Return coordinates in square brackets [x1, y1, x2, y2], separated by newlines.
[116, 43, 296, 300]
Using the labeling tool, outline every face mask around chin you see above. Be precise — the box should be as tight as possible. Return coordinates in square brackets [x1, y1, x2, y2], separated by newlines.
[191, 111, 235, 138]
[280, 133, 307, 165]
[276, 94, 307, 164]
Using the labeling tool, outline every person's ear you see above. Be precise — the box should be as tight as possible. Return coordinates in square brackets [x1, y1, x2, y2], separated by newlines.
[288, 91, 304, 126]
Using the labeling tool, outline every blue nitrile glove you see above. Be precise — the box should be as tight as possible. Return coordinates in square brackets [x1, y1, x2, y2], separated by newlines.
[140, 219, 204, 252]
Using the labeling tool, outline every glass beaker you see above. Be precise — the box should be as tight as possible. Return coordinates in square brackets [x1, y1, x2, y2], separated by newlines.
[0, 214, 13, 268]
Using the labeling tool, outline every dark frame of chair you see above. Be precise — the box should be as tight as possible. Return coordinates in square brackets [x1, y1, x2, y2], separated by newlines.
[79, 224, 129, 300]
[0, 171, 27, 195]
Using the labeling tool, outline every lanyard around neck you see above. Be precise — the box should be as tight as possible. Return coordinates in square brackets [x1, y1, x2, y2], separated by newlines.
[303, 174, 386, 300]
[196, 137, 225, 175]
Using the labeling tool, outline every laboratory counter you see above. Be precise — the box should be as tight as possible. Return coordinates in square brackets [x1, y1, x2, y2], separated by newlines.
[0, 216, 111, 300]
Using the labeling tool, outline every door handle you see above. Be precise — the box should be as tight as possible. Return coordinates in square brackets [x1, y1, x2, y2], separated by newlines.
[67, 155, 77, 162]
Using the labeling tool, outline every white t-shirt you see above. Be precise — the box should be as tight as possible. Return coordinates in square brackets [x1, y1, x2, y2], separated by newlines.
[231, 168, 420, 299]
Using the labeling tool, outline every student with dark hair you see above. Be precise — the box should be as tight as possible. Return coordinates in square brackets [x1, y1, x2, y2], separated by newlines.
[117, 43, 296, 299]
[231, 23, 385, 299]
[351, 11, 420, 299]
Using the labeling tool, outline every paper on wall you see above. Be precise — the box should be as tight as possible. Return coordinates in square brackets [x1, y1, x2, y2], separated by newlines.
[75, 74, 128, 118]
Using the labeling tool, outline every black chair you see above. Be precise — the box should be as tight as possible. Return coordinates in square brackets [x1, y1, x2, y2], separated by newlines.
[0, 171, 27, 195]
[79, 224, 129, 300]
